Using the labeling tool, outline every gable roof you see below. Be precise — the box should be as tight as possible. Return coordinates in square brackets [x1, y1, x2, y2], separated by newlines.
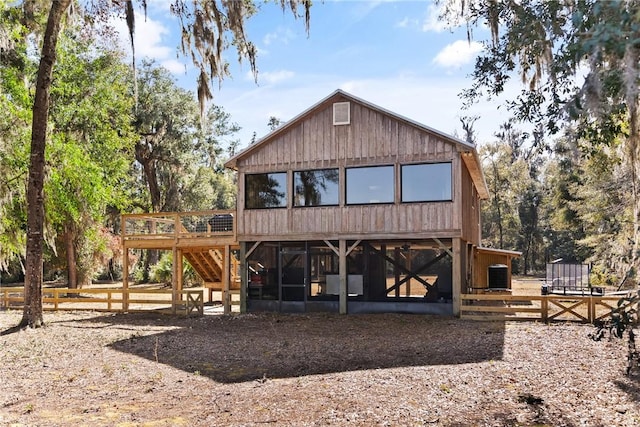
[224, 89, 489, 199]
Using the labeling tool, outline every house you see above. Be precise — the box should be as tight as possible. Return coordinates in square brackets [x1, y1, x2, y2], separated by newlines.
[222, 89, 508, 315]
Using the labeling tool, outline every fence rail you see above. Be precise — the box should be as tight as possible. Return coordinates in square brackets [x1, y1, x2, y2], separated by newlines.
[2, 288, 632, 323]
[1, 287, 203, 316]
[461, 293, 634, 323]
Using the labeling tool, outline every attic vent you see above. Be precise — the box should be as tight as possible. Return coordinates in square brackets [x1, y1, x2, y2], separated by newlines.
[333, 102, 350, 125]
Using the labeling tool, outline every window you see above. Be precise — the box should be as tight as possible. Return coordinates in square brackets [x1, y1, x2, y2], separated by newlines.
[401, 162, 452, 202]
[294, 169, 339, 207]
[346, 165, 394, 204]
[245, 172, 287, 209]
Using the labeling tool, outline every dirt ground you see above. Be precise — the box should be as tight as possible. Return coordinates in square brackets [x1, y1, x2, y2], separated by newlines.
[1, 280, 640, 426]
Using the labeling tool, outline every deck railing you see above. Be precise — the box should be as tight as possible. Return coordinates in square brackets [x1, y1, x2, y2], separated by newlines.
[1, 287, 203, 316]
[122, 210, 236, 242]
[461, 293, 634, 323]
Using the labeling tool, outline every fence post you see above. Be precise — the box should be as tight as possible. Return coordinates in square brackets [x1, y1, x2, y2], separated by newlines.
[541, 296, 548, 323]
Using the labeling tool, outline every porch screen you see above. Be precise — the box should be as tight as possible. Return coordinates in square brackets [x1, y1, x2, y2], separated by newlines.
[401, 162, 452, 202]
[245, 172, 287, 209]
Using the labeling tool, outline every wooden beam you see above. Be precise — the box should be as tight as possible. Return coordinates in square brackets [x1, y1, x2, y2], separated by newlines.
[172, 246, 178, 315]
[123, 247, 129, 311]
[176, 249, 183, 292]
[452, 238, 462, 317]
[339, 240, 347, 314]
[434, 238, 453, 258]
[323, 239, 339, 256]
[223, 244, 231, 314]
[347, 239, 361, 256]
[384, 251, 448, 294]
[240, 242, 247, 313]
[245, 241, 261, 259]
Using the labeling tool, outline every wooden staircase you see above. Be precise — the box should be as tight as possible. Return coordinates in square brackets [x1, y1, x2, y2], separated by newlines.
[182, 248, 240, 290]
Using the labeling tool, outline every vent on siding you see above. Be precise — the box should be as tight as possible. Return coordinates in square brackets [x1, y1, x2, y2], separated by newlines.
[333, 102, 350, 125]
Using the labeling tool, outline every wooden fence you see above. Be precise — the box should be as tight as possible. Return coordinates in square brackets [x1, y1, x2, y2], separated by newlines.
[1, 287, 204, 316]
[2, 287, 632, 323]
[461, 293, 634, 323]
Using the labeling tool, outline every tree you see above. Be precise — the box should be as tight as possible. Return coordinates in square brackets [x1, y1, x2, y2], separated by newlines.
[22, 0, 72, 328]
[132, 61, 239, 213]
[479, 121, 547, 274]
[268, 116, 283, 131]
[0, 5, 33, 276]
[17, 0, 312, 328]
[443, 0, 640, 282]
[47, 31, 136, 288]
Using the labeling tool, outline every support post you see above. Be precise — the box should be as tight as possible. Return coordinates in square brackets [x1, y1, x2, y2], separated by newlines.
[223, 244, 231, 314]
[172, 246, 178, 315]
[452, 238, 462, 317]
[123, 246, 129, 312]
[339, 239, 347, 314]
[240, 242, 247, 313]
[176, 249, 183, 293]
[394, 247, 401, 298]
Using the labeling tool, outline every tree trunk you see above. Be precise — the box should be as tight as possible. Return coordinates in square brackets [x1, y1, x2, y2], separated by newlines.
[20, 0, 71, 328]
[624, 41, 640, 283]
[138, 156, 162, 273]
[64, 223, 77, 289]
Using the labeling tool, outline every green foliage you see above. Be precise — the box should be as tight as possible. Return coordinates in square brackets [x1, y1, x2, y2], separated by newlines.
[132, 61, 238, 213]
[590, 265, 616, 288]
[451, 0, 639, 142]
[150, 252, 201, 286]
[591, 291, 640, 375]
[40, 29, 137, 285]
[150, 252, 173, 284]
[0, 3, 33, 270]
[480, 122, 546, 274]
[446, 0, 640, 279]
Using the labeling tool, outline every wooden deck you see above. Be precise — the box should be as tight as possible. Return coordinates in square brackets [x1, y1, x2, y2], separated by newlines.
[122, 211, 240, 312]
[122, 210, 238, 249]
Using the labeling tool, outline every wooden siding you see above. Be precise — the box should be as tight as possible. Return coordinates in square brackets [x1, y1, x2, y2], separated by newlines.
[236, 99, 455, 172]
[235, 95, 470, 240]
[237, 203, 459, 241]
[460, 164, 481, 245]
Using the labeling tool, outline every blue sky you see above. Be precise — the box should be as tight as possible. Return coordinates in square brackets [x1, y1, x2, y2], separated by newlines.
[116, 1, 514, 151]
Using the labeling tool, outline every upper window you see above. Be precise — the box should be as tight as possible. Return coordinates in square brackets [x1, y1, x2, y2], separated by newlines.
[402, 162, 452, 202]
[294, 169, 339, 207]
[245, 172, 287, 209]
[346, 165, 394, 204]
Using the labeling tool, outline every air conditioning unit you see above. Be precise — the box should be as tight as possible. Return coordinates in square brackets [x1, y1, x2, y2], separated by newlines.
[333, 102, 350, 125]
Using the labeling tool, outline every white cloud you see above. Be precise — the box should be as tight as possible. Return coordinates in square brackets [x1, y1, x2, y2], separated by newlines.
[111, 11, 187, 74]
[263, 27, 296, 46]
[258, 70, 296, 85]
[161, 58, 188, 74]
[422, 3, 450, 33]
[395, 16, 417, 29]
[433, 40, 483, 68]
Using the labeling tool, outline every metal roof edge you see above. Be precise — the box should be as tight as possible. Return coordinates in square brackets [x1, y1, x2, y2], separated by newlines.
[476, 247, 522, 257]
